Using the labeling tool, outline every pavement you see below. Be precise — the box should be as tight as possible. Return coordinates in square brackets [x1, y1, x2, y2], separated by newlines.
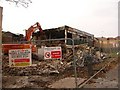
[83, 65, 118, 88]
[48, 77, 86, 88]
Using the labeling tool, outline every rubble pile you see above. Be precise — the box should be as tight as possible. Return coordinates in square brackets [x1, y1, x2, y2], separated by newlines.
[2, 51, 118, 88]
[75, 46, 109, 67]
[2, 56, 71, 76]
[2, 45, 109, 76]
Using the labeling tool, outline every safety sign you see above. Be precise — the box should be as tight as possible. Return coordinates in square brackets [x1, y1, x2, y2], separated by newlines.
[44, 47, 62, 59]
[9, 49, 32, 67]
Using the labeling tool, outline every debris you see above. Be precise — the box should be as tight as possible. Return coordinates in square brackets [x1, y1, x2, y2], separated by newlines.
[49, 70, 59, 75]
[2, 57, 69, 76]
[95, 51, 101, 60]
[32, 53, 43, 61]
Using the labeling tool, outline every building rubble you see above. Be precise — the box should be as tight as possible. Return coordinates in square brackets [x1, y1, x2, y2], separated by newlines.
[2, 45, 109, 76]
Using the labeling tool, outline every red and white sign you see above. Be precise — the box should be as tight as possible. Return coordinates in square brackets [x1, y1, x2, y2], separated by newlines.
[45, 52, 51, 58]
[9, 49, 32, 67]
[44, 47, 62, 59]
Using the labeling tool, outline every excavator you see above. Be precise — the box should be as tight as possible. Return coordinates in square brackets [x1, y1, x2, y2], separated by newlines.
[25, 22, 43, 41]
[2, 22, 45, 54]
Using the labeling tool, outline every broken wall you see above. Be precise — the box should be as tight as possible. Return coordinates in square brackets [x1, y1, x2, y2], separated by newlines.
[33, 25, 94, 47]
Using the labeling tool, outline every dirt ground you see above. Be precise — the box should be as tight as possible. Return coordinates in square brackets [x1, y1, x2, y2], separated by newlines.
[2, 55, 118, 89]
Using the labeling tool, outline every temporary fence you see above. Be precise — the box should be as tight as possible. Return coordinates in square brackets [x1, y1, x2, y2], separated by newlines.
[2, 38, 81, 88]
[2, 37, 115, 88]
[29, 38, 78, 88]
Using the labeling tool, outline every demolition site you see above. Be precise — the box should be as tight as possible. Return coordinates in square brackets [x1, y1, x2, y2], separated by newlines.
[2, 22, 119, 89]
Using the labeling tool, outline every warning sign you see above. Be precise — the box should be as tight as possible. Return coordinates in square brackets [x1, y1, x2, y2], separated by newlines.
[9, 49, 32, 67]
[44, 47, 62, 59]
[51, 51, 61, 58]
[45, 52, 51, 58]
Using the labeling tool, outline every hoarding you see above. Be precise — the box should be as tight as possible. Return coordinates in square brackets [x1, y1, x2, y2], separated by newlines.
[44, 47, 62, 59]
[9, 49, 32, 67]
[2, 44, 35, 54]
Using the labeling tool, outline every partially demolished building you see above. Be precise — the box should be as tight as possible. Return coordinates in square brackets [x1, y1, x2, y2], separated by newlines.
[33, 25, 94, 47]
[2, 31, 24, 43]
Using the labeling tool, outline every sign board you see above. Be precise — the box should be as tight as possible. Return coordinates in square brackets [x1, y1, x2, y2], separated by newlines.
[9, 49, 32, 67]
[44, 47, 62, 59]
[2, 44, 33, 54]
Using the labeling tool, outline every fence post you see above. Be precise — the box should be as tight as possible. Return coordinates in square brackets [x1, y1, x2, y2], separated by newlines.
[0, 6, 2, 89]
[72, 39, 78, 88]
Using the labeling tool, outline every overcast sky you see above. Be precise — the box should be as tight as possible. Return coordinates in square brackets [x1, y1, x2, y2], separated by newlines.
[0, 0, 119, 37]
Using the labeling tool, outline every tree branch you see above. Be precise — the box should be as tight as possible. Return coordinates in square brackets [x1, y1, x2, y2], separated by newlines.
[5, 0, 32, 8]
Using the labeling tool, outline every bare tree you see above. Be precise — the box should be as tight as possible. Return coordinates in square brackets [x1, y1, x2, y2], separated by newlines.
[5, 0, 32, 8]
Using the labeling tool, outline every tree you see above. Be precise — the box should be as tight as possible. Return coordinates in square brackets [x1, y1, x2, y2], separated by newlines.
[4, 0, 32, 8]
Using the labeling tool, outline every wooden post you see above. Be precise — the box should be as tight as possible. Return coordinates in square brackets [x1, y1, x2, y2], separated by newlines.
[0, 7, 2, 53]
[0, 6, 2, 89]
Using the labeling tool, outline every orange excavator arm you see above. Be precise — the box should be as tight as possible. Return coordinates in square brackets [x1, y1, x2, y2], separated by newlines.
[25, 22, 43, 41]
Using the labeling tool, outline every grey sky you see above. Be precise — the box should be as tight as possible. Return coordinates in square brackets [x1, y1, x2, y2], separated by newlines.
[0, 0, 118, 37]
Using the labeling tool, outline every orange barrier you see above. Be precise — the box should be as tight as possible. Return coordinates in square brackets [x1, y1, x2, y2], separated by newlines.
[2, 44, 36, 54]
